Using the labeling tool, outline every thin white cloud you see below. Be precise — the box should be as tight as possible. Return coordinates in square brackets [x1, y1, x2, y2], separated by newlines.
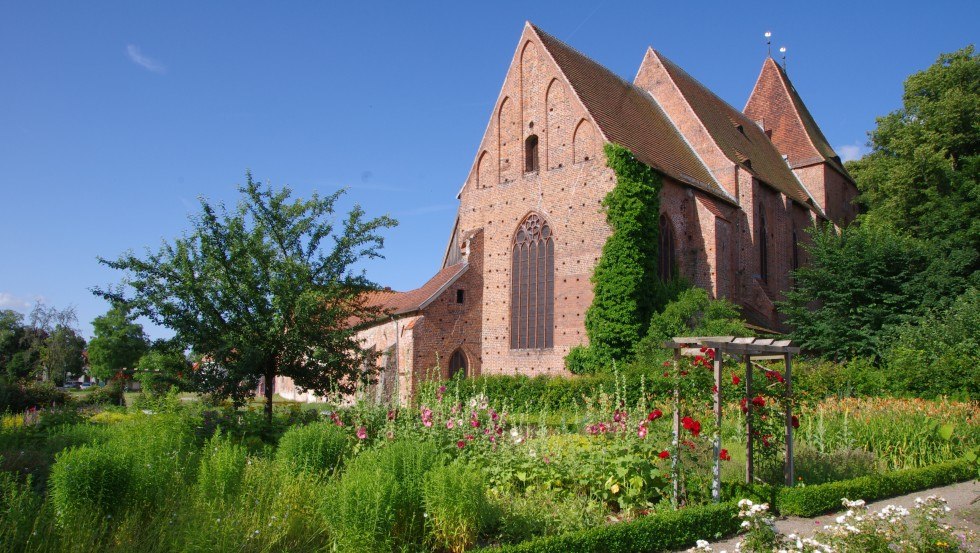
[0, 292, 33, 311]
[126, 44, 166, 74]
[838, 143, 869, 163]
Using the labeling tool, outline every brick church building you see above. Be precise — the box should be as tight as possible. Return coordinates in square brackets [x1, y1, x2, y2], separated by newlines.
[275, 23, 857, 404]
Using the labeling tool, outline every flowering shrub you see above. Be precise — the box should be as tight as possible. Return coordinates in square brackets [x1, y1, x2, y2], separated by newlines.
[695, 496, 977, 552]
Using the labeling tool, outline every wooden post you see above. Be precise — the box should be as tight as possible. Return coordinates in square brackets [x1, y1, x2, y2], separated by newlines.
[744, 354, 753, 485]
[672, 347, 681, 509]
[712, 346, 723, 502]
[784, 352, 795, 487]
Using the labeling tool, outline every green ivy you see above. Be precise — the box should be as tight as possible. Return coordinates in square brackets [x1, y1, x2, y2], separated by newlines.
[568, 144, 664, 374]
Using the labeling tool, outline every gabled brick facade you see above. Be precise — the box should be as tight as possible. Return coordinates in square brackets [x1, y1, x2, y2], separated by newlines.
[276, 22, 859, 405]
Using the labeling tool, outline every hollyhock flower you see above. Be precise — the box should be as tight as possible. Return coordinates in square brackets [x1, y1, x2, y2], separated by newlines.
[438, 385, 446, 394]
[446, 420, 455, 429]
[792, 415, 800, 428]
[732, 373, 740, 386]
[719, 448, 731, 461]
[356, 426, 367, 440]
[648, 409, 663, 421]
[613, 411, 623, 423]
[465, 434, 475, 441]
[637, 424, 648, 438]
[680, 370, 689, 376]
[456, 440, 465, 449]
[386, 409, 396, 421]
[658, 450, 670, 459]
[470, 417, 481, 428]
[662, 361, 670, 367]
[663, 372, 670, 378]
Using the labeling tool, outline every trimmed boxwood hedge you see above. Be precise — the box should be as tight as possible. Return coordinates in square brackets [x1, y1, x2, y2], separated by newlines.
[777, 458, 974, 517]
[485, 502, 740, 553]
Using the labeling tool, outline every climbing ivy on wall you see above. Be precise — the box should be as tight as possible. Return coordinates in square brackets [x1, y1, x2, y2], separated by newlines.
[567, 143, 664, 374]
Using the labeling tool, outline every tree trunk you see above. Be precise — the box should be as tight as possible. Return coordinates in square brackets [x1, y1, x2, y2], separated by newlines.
[264, 365, 275, 423]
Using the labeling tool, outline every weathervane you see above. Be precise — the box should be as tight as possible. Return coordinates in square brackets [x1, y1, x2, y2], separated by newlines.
[764, 31, 772, 57]
[779, 46, 787, 71]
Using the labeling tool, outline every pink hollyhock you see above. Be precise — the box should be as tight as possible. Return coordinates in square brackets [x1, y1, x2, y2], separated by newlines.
[637, 424, 648, 438]
[446, 420, 455, 429]
[456, 440, 465, 449]
[356, 426, 367, 440]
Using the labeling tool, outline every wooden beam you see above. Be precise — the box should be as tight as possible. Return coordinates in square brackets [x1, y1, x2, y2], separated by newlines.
[672, 347, 681, 509]
[712, 350, 723, 502]
[745, 354, 754, 485]
[784, 352, 795, 487]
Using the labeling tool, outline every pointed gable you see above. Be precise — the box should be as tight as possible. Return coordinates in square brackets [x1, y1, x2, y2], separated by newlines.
[528, 25, 728, 201]
[745, 57, 851, 180]
[639, 49, 817, 208]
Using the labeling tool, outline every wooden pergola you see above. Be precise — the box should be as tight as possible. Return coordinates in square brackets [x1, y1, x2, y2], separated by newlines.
[662, 336, 800, 504]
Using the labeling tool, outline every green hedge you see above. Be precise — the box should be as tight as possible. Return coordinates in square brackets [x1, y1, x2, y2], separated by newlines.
[429, 371, 673, 412]
[778, 458, 974, 517]
[485, 502, 739, 553]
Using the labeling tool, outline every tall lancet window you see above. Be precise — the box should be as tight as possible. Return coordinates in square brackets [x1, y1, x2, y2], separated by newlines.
[658, 214, 677, 281]
[759, 205, 769, 283]
[511, 213, 554, 349]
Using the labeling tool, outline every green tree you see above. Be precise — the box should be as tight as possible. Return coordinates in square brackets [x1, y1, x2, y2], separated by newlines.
[781, 224, 930, 360]
[43, 325, 86, 386]
[87, 303, 149, 381]
[95, 172, 397, 420]
[135, 343, 190, 394]
[847, 46, 979, 301]
[0, 310, 27, 379]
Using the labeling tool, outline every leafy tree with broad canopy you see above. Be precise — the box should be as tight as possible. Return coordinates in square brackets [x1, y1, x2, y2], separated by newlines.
[95, 173, 397, 419]
[87, 303, 149, 381]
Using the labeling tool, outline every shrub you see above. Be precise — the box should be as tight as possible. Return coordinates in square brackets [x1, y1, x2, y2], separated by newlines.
[0, 471, 43, 548]
[324, 440, 443, 552]
[78, 379, 125, 407]
[490, 501, 740, 553]
[884, 287, 979, 398]
[0, 379, 72, 412]
[50, 445, 131, 525]
[792, 356, 889, 398]
[276, 421, 350, 476]
[423, 462, 491, 552]
[633, 287, 750, 370]
[777, 458, 974, 517]
[489, 489, 605, 545]
[196, 433, 248, 502]
[757, 446, 878, 486]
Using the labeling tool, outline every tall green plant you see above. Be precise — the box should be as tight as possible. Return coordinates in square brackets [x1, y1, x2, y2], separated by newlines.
[568, 144, 663, 373]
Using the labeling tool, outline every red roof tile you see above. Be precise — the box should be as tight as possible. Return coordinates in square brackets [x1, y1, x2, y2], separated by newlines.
[530, 25, 730, 203]
[361, 263, 468, 322]
[649, 50, 817, 208]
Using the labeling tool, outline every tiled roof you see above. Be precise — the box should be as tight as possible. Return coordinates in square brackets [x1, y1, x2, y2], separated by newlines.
[650, 50, 816, 207]
[745, 58, 852, 180]
[530, 25, 731, 203]
[356, 263, 468, 326]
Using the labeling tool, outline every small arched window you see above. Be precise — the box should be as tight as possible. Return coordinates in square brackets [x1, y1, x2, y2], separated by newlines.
[759, 205, 769, 283]
[448, 348, 468, 379]
[525, 135, 539, 173]
[658, 214, 677, 282]
[792, 228, 800, 272]
[511, 213, 554, 349]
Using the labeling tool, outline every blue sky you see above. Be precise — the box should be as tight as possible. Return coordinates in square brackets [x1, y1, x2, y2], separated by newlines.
[1, 1, 977, 340]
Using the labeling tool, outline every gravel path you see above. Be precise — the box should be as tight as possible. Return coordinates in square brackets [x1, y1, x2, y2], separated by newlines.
[693, 480, 980, 552]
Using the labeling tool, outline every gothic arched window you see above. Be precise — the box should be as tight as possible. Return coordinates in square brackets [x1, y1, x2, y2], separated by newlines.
[511, 214, 554, 349]
[658, 214, 677, 282]
[759, 205, 769, 283]
[448, 348, 468, 379]
[525, 135, 539, 173]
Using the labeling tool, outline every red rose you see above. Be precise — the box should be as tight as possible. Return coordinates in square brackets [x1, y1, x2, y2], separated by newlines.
[740, 397, 748, 413]
[751, 396, 765, 407]
[719, 449, 731, 461]
[792, 415, 800, 429]
[658, 450, 670, 459]
[732, 374, 741, 386]
[648, 409, 663, 421]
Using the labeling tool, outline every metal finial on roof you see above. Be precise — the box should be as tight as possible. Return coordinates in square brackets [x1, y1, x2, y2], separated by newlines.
[764, 31, 772, 57]
[779, 46, 787, 71]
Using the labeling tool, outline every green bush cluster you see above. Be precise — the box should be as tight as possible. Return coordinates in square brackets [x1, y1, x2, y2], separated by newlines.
[429, 369, 674, 412]
[76, 380, 125, 407]
[324, 440, 444, 552]
[0, 379, 72, 412]
[777, 458, 974, 517]
[195, 433, 247, 502]
[49, 445, 131, 526]
[487, 501, 740, 553]
[275, 421, 351, 476]
[423, 462, 493, 552]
